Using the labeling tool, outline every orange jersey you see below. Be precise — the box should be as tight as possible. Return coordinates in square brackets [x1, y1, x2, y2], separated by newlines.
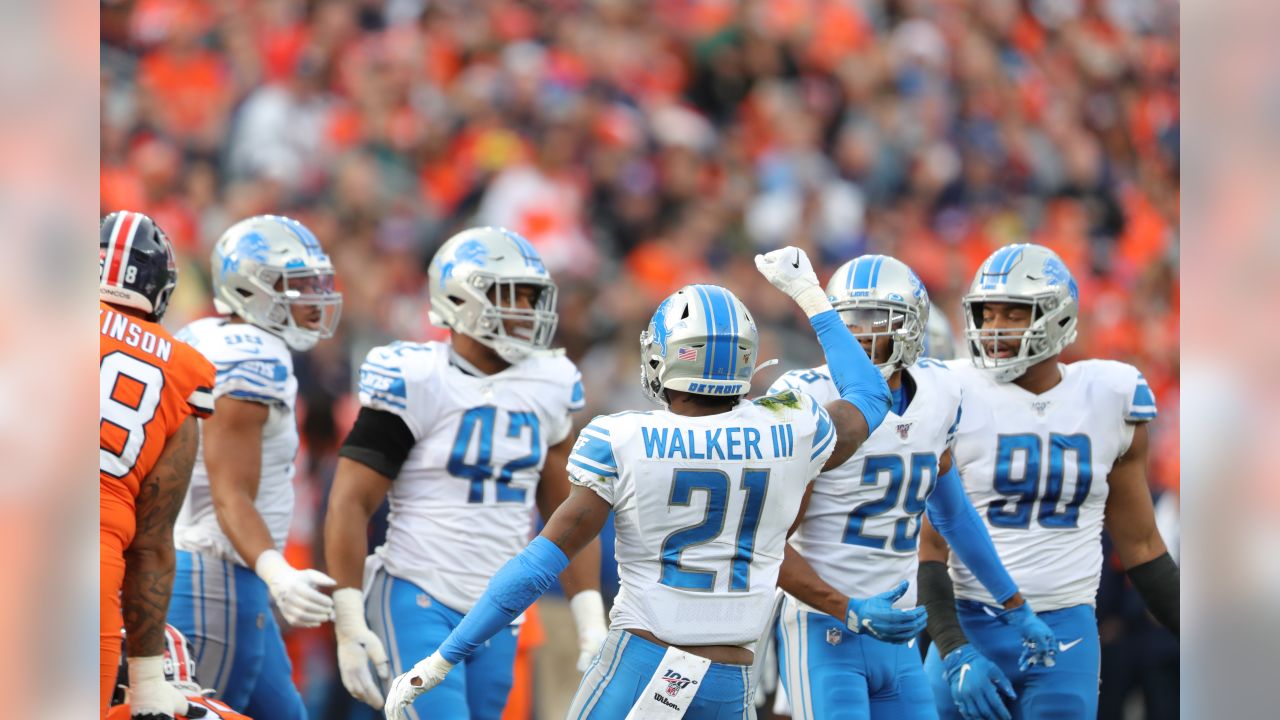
[107, 696, 254, 720]
[99, 300, 215, 553]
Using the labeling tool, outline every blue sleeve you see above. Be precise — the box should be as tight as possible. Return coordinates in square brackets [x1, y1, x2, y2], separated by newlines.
[809, 310, 891, 433]
[926, 463, 1018, 604]
[437, 536, 569, 664]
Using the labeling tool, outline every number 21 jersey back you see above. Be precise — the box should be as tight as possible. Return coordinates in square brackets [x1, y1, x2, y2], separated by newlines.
[947, 359, 1158, 611]
[568, 391, 837, 647]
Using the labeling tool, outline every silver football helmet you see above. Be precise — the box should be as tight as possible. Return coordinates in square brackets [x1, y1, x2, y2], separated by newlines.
[963, 243, 1079, 383]
[427, 227, 558, 364]
[826, 255, 930, 379]
[923, 305, 960, 360]
[211, 215, 342, 352]
[640, 284, 759, 405]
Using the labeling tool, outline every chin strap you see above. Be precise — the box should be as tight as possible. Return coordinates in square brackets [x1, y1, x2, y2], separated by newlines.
[751, 358, 779, 378]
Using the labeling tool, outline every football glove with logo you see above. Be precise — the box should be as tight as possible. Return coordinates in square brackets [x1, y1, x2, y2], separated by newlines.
[845, 580, 928, 643]
[942, 644, 1015, 720]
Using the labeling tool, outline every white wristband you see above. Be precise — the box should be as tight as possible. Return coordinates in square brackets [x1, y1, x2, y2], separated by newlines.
[569, 589, 607, 636]
[254, 548, 291, 584]
[127, 655, 166, 685]
[794, 285, 834, 318]
[333, 587, 368, 634]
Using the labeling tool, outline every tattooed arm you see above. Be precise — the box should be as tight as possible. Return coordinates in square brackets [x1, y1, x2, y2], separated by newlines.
[123, 415, 199, 657]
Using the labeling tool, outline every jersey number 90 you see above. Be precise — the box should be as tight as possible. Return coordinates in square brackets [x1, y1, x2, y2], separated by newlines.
[988, 433, 1093, 529]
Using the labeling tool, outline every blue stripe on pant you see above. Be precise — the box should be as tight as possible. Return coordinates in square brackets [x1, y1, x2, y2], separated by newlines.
[565, 629, 754, 720]
[365, 568, 519, 720]
[776, 595, 935, 720]
[924, 601, 1100, 720]
[166, 550, 306, 720]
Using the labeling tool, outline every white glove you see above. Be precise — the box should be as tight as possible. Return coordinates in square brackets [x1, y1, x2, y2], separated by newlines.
[255, 549, 336, 628]
[570, 590, 609, 672]
[128, 656, 207, 718]
[754, 246, 832, 317]
[333, 588, 390, 708]
[384, 651, 454, 720]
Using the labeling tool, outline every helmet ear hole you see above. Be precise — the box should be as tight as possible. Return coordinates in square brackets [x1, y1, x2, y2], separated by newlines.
[680, 304, 690, 320]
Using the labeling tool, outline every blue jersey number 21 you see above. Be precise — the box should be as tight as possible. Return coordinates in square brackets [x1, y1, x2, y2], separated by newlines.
[660, 468, 769, 592]
[447, 406, 542, 503]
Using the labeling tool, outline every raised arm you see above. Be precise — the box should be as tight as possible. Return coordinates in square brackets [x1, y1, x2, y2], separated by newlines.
[755, 247, 891, 465]
[536, 434, 608, 671]
[1103, 422, 1178, 635]
[124, 416, 206, 719]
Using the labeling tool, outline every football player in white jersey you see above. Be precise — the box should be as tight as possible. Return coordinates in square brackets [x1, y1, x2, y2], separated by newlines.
[919, 243, 1179, 719]
[768, 255, 1056, 720]
[382, 246, 932, 720]
[323, 227, 608, 718]
[167, 215, 343, 720]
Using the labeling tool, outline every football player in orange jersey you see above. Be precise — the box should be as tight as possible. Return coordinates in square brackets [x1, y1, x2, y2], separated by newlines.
[108, 625, 254, 720]
[100, 211, 216, 720]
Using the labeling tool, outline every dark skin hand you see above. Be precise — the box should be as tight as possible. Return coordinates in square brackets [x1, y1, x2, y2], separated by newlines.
[123, 416, 199, 657]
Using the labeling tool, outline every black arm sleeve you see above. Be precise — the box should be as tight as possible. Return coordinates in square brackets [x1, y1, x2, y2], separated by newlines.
[1127, 552, 1179, 636]
[918, 560, 969, 657]
[338, 407, 417, 480]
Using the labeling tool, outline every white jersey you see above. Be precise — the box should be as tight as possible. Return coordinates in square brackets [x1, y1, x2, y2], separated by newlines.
[568, 390, 837, 648]
[358, 341, 583, 614]
[946, 359, 1158, 611]
[770, 360, 962, 609]
[174, 318, 300, 565]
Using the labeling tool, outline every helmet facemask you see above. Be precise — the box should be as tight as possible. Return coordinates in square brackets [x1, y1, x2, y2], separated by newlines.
[441, 273, 559, 364]
[217, 263, 342, 352]
[836, 300, 925, 380]
[963, 294, 1076, 383]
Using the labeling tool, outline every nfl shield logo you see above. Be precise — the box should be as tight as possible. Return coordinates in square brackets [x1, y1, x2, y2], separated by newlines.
[1032, 401, 1050, 416]
[826, 627, 843, 646]
[896, 423, 912, 439]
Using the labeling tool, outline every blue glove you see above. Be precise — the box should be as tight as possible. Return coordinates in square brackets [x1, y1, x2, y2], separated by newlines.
[845, 580, 928, 644]
[996, 601, 1056, 671]
[942, 644, 1016, 720]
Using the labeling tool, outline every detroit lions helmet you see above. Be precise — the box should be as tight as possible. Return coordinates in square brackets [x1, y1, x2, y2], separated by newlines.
[825, 255, 930, 379]
[963, 243, 1079, 382]
[100, 211, 178, 322]
[427, 227, 558, 364]
[211, 215, 342, 352]
[640, 284, 759, 405]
